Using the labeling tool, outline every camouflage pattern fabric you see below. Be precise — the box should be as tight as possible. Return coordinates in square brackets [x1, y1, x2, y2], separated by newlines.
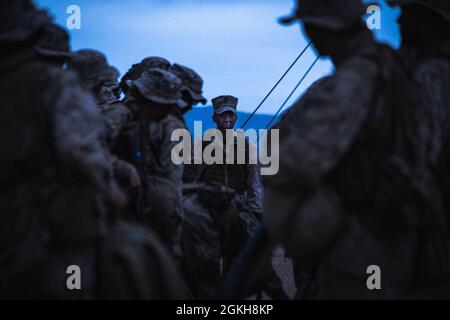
[0, 49, 112, 298]
[264, 33, 450, 299]
[145, 114, 186, 184]
[97, 222, 188, 299]
[181, 191, 222, 298]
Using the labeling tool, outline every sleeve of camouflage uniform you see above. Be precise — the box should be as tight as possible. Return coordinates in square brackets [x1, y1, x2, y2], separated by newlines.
[267, 53, 379, 189]
[51, 71, 112, 189]
[158, 114, 185, 185]
[246, 141, 263, 215]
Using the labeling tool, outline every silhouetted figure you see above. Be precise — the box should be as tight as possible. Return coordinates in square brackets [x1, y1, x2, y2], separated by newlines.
[0, 0, 187, 299]
[264, 0, 450, 299]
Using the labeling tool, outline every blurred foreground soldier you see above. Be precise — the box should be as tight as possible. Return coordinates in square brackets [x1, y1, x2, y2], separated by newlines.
[182, 96, 287, 299]
[0, 0, 108, 298]
[34, 23, 71, 65]
[0, 0, 186, 299]
[68, 49, 120, 104]
[265, 0, 450, 299]
[121, 69, 186, 252]
[120, 56, 171, 96]
[388, 0, 450, 219]
[68, 49, 142, 203]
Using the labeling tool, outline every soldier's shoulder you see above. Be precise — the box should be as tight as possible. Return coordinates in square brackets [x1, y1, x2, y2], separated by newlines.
[337, 43, 382, 81]
[293, 76, 332, 106]
[278, 75, 332, 127]
[41, 66, 82, 90]
[164, 113, 187, 130]
[272, 63, 375, 181]
[21, 65, 97, 115]
[45, 68, 101, 119]
[41, 67, 93, 102]
[337, 54, 378, 84]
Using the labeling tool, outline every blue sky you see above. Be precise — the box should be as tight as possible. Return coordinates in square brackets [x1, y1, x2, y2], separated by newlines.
[35, 0, 400, 115]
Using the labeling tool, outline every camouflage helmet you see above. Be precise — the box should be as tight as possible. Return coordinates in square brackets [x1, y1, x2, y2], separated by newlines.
[212, 95, 238, 115]
[120, 56, 171, 93]
[67, 49, 112, 90]
[34, 23, 71, 58]
[171, 64, 207, 105]
[0, 0, 52, 45]
[132, 68, 187, 109]
[386, 0, 450, 23]
[279, 0, 366, 31]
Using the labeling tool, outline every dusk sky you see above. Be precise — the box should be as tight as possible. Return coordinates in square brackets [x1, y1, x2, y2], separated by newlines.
[35, 0, 401, 115]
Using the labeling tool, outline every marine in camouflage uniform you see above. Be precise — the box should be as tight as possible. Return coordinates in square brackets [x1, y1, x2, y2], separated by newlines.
[0, 0, 186, 299]
[181, 96, 287, 299]
[68, 49, 142, 206]
[184, 95, 263, 214]
[120, 69, 187, 253]
[264, 0, 450, 299]
[116, 56, 199, 225]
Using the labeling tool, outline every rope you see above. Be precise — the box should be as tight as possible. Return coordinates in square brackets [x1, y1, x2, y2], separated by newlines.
[264, 55, 320, 131]
[240, 41, 312, 129]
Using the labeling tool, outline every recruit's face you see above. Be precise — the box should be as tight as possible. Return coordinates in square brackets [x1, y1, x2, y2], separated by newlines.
[96, 84, 117, 104]
[213, 111, 237, 130]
